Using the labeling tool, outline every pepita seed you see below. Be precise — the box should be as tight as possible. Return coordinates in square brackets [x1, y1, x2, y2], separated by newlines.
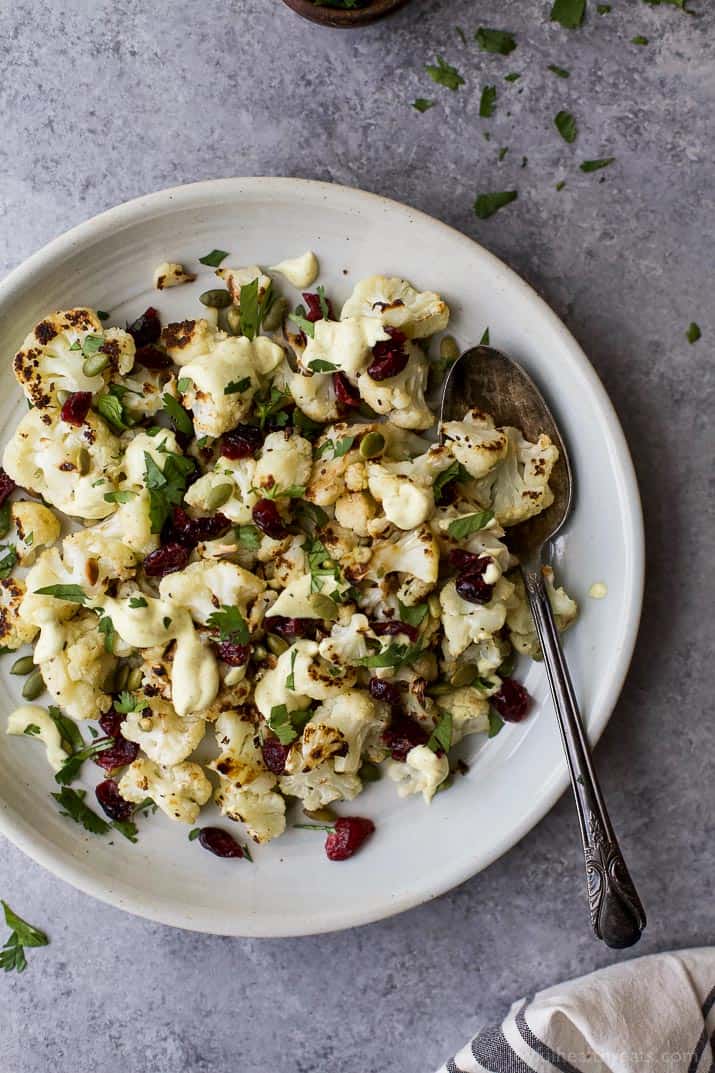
[428, 593, 441, 619]
[127, 667, 144, 691]
[78, 447, 91, 475]
[56, 389, 70, 406]
[204, 483, 233, 511]
[439, 335, 460, 363]
[225, 306, 242, 335]
[267, 634, 289, 657]
[450, 664, 478, 688]
[358, 761, 382, 783]
[10, 655, 35, 676]
[253, 643, 268, 661]
[310, 594, 338, 620]
[82, 352, 109, 377]
[101, 668, 117, 694]
[426, 681, 452, 697]
[199, 288, 232, 309]
[22, 669, 45, 701]
[115, 663, 129, 691]
[262, 297, 289, 333]
[359, 431, 385, 459]
[304, 807, 337, 823]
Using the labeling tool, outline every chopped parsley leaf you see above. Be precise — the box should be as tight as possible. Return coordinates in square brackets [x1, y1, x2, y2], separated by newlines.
[268, 704, 313, 745]
[198, 249, 229, 267]
[555, 110, 578, 143]
[308, 359, 338, 373]
[550, 0, 586, 28]
[580, 157, 615, 172]
[474, 191, 518, 219]
[475, 28, 516, 55]
[447, 510, 495, 539]
[51, 786, 110, 835]
[224, 377, 253, 395]
[206, 605, 249, 644]
[425, 55, 465, 91]
[427, 711, 453, 754]
[479, 85, 497, 118]
[686, 322, 701, 344]
[488, 709, 505, 738]
[548, 64, 570, 78]
[129, 596, 148, 608]
[34, 584, 87, 604]
[162, 393, 194, 436]
[114, 691, 149, 714]
[0, 902, 48, 974]
[631, 35, 649, 44]
[0, 546, 16, 580]
[413, 98, 435, 113]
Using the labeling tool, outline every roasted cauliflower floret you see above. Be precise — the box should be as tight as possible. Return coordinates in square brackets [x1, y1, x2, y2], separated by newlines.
[334, 491, 377, 536]
[340, 276, 450, 339]
[357, 342, 433, 430]
[153, 261, 196, 289]
[269, 250, 319, 288]
[121, 698, 205, 766]
[387, 744, 449, 802]
[216, 265, 272, 304]
[300, 317, 389, 377]
[296, 691, 384, 775]
[507, 566, 578, 656]
[364, 525, 440, 602]
[95, 489, 158, 556]
[441, 408, 509, 479]
[12, 309, 134, 410]
[3, 408, 122, 520]
[472, 427, 559, 526]
[159, 559, 265, 625]
[436, 687, 491, 743]
[367, 462, 434, 530]
[0, 578, 38, 651]
[6, 704, 68, 772]
[184, 455, 258, 525]
[440, 576, 516, 659]
[254, 429, 312, 493]
[10, 501, 61, 565]
[39, 611, 115, 721]
[282, 365, 340, 424]
[317, 614, 372, 667]
[279, 763, 362, 811]
[209, 712, 286, 843]
[119, 757, 212, 824]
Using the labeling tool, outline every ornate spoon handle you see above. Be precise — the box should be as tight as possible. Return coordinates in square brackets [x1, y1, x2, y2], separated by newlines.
[523, 566, 646, 949]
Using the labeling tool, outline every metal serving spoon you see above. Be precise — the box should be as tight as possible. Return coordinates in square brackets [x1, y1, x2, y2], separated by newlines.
[440, 344, 646, 949]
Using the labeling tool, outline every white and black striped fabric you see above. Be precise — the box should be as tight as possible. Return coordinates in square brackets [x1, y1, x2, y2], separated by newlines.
[438, 949, 715, 1073]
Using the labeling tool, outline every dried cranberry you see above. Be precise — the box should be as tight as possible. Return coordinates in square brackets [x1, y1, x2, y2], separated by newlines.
[134, 344, 172, 370]
[448, 549, 483, 571]
[491, 678, 531, 723]
[436, 478, 458, 506]
[262, 740, 291, 775]
[198, 827, 244, 859]
[126, 307, 161, 348]
[325, 817, 375, 861]
[252, 498, 287, 540]
[302, 291, 334, 322]
[60, 391, 92, 427]
[221, 424, 263, 460]
[94, 736, 140, 771]
[95, 779, 133, 822]
[456, 571, 493, 605]
[143, 542, 190, 578]
[367, 328, 409, 381]
[215, 640, 250, 666]
[0, 470, 16, 506]
[169, 507, 231, 549]
[383, 712, 429, 762]
[368, 676, 403, 708]
[332, 371, 361, 411]
[371, 620, 419, 643]
[99, 708, 124, 738]
[265, 616, 316, 641]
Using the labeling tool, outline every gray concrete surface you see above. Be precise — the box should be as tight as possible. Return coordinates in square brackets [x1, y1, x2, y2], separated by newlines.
[0, 1, 713, 1070]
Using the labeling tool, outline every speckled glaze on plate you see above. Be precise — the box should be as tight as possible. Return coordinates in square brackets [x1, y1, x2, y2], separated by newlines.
[0, 177, 644, 936]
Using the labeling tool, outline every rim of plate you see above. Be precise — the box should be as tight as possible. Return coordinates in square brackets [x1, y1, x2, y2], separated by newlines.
[0, 178, 644, 935]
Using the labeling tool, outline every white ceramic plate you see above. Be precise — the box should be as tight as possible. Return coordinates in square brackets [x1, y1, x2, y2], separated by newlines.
[0, 178, 643, 936]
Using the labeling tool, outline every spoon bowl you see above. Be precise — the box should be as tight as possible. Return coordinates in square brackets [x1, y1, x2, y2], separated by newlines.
[440, 344, 572, 563]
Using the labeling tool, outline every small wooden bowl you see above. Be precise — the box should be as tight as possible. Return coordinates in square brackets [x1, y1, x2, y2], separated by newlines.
[281, 0, 411, 29]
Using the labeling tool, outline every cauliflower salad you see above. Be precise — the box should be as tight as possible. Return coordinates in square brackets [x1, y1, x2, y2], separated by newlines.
[0, 252, 577, 861]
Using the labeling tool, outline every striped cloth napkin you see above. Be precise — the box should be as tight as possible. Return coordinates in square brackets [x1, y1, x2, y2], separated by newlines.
[438, 948, 715, 1073]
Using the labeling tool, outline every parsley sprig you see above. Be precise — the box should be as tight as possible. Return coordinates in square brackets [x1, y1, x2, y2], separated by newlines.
[0, 902, 48, 973]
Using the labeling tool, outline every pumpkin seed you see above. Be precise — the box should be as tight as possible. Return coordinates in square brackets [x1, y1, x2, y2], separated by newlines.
[199, 288, 232, 309]
[126, 667, 144, 691]
[204, 483, 233, 511]
[22, 668, 45, 700]
[358, 761, 382, 783]
[262, 297, 289, 332]
[225, 306, 242, 335]
[359, 431, 385, 459]
[450, 664, 478, 688]
[56, 389, 69, 406]
[267, 634, 288, 657]
[310, 593, 338, 620]
[82, 351, 109, 377]
[253, 643, 268, 661]
[78, 447, 91, 475]
[426, 681, 452, 697]
[101, 668, 117, 694]
[439, 335, 460, 363]
[10, 655, 35, 676]
[115, 663, 129, 691]
[304, 806, 336, 823]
